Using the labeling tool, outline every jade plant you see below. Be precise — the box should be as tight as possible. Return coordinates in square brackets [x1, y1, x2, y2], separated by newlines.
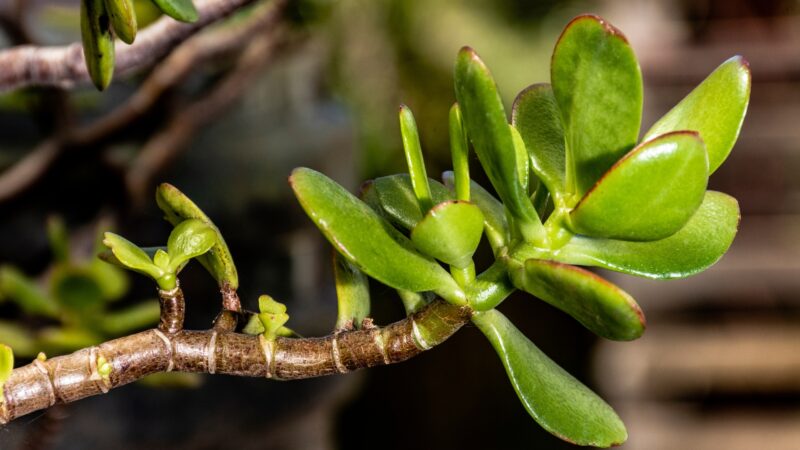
[0, 14, 749, 447]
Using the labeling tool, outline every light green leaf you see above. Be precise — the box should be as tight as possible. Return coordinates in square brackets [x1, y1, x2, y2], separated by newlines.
[0, 266, 60, 318]
[555, 191, 739, 279]
[333, 253, 370, 330]
[151, 0, 198, 22]
[644, 56, 751, 174]
[472, 309, 627, 447]
[399, 105, 434, 213]
[443, 172, 509, 254]
[104, 0, 137, 44]
[37, 327, 102, 354]
[410, 201, 484, 269]
[156, 183, 238, 289]
[454, 47, 544, 243]
[166, 219, 217, 273]
[569, 131, 708, 241]
[102, 233, 163, 280]
[0, 343, 13, 400]
[372, 174, 454, 230]
[512, 83, 566, 201]
[506, 258, 645, 341]
[81, 0, 115, 90]
[551, 14, 642, 199]
[290, 168, 463, 303]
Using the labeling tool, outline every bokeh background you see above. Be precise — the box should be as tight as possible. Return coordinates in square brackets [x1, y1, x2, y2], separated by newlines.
[1, 0, 799, 449]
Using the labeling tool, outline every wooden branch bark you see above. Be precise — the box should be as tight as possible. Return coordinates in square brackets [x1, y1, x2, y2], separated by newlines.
[0, 300, 472, 425]
[0, 0, 275, 92]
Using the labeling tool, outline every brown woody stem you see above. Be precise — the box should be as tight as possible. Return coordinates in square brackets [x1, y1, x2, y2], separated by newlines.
[158, 285, 185, 334]
[0, 300, 471, 424]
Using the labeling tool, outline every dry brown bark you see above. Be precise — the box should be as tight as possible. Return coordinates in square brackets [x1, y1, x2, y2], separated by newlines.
[0, 298, 472, 425]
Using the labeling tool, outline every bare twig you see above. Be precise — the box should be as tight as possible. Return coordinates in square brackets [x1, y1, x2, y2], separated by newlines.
[0, 300, 472, 424]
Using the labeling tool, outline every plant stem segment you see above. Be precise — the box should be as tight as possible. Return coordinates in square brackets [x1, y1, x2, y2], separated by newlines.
[0, 300, 471, 424]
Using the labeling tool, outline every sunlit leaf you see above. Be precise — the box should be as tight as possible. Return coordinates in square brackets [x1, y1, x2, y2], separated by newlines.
[506, 258, 645, 340]
[102, 233, 163, 280]
[0, 343, 13, 400]
[166, 219, 216, 273]
[569, 131, 708, 241]
[551, 14, 642, 198]
[472, 309, 627, 447]
[644, 56, 751, 174]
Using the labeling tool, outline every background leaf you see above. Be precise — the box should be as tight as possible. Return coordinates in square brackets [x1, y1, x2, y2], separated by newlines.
[472, 309, 627, 447]
[569, 131, 708, 241]
[551, 14, 642, 199]
[644, 56, 751, 174]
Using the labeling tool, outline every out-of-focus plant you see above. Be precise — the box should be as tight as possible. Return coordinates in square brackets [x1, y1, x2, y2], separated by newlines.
[0, 217, 160, 357]
[0, 14, 750, 448]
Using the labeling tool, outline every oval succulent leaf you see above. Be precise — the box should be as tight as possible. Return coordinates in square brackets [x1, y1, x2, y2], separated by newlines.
[166, 219, 217, 273]
[443, 172, 509, 253]
[644, 56, 751, 174]
[506, 258, 645, 341]
[555, 191, 739, 279]
[373, 174, 454, 230]
[472, 309, 627, 447]
[104, 0, 137, 44]
[102, 232, 163, 280]
[0, 343, 13, 400]
[568, 131, 708, 241]
[410, 201, 484, 269]
[156, 183, 238, 289]
[551, 14, 643, 199]
[333, 252, 370, 330]
[81, 0, 115, 91]
[290, 168, 463, 302]
[151, 0, 198, 22]
[454, 47, 544, 243]
[512, 83, 567, 201]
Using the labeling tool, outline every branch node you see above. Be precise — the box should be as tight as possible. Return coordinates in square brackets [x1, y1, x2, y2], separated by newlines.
[152, 329, 175, 372]
[207, 331, 218, 375]
[32, 359, 56, 407]
[370, 328, 390, 365]
[411, 317, 432, 351]
[331, 332, 349, 374]
[258, 334, 276, 379]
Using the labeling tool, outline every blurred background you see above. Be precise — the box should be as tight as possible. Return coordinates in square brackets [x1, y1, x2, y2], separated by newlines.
[0, 0, 799, 448]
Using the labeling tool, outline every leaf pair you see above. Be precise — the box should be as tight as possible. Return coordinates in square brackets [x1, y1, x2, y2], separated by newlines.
[103, 219, 215, 290]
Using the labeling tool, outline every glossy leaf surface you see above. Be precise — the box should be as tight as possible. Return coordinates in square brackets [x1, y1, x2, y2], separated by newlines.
[506, 258, 644, 340]
[551, 15, 642, 198]
[644, 56, 751, 174]
[454, 47, 543, 242]
[512, 83, 566, 199]
[166, 219, 216, 273]
[410, 201, 484, 268]
[443, 172, 509, 253]
[556, 191, 739, 279]
[104, 0, 137, 44]
[333, 253, 370, 330]
[569, 131, 708, 241]
[102, 233, 162, 280]
[151, 0, 198, 22]
[372, 174, 453, 230]
[472, 309, 627, 447]
[81, 0, 115, 90]
[290, 168, 462, 301]
[156, 183, 238, 289]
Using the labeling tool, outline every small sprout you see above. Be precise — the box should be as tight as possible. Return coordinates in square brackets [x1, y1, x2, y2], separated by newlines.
[36, 352, 47, 362]
[256, 295, 290, 341]
[97, 355, 112, 380]
[0, 343, 13, 401]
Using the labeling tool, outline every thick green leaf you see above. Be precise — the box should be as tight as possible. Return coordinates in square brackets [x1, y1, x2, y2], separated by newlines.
[156, 183, 238, 289]
[467, 259, 515, 311]
[372, 174, 454, 230]
[555, 191, 739, 279]
[506, 258, 644, 340]
[151, 0, 198, 22]
[551, 14, 642, 198]
[644, 56, 751, 174]
[333, 252, 370, 330]
[410, 201, 484, 269]
[102, 233, 163, 280]
[81, 0, 115, 90]
[449, 103, 471, 201]
[166, 219, 216, 273]
[0, 266, 60, 318]
[454, 47, 544, 243]
[443, 172, 509, 253]
[512, 83, 566, 201]
[399, 105, 434, 213]
[290, 168, 463, 303]
[104, 0, 137, 44]
[569, 131, 708, 241]
[472, 309, 627, 447]
[0, 343, 13, 400]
